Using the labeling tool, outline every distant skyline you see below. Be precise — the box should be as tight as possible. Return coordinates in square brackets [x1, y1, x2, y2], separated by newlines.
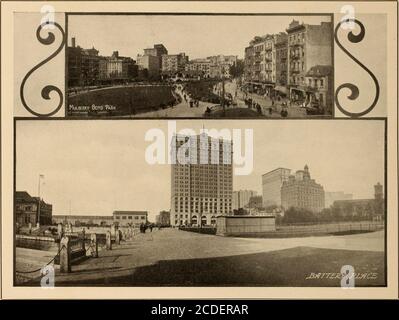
[16, 120, 384, 221]
[68, 15, 331, 60]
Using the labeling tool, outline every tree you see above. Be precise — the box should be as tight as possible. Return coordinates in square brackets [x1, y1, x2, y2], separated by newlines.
[233, 208, 248, 216]
[229, 60, 245, 79]
[282, 207, 317, 224]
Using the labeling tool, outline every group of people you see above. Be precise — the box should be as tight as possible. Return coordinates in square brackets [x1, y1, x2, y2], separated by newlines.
[139, 223, 153, 233]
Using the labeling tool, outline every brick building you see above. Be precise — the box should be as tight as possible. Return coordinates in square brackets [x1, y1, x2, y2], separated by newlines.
[281, 165, 325, 213]
[15, 191, 53, 226]
[161, 53, 189, 76]
[286, 20, 332, 107]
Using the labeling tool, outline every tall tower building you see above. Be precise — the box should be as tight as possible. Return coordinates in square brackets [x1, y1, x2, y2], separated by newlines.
[170, 133, 233, 227]
[233, 190, 258, 210]
[262, 168, 291, 208]
[374, 182, 383, 201]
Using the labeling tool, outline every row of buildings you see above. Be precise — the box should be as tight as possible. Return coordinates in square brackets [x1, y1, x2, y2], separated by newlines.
[15, 190, 148, 228]
[137, 44, 238, 79]
[68, 38, 238, 87]
[244, 20, 333, 112]
[52, 211, 148, 227]
[261, 166, 384, 219]
[68, 38, 139, 87]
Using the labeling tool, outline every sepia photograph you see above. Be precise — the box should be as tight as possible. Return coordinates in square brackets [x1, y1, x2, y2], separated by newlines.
[66, 14, 333, 118]
[14, 119, 385, 287]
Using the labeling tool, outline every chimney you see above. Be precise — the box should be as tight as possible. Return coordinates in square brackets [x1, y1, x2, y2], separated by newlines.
[71, 37, 76, 48]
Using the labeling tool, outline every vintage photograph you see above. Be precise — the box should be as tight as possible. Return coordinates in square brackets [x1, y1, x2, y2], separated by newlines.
[66, 14, 333, 118]
[15, 119, 385, 287]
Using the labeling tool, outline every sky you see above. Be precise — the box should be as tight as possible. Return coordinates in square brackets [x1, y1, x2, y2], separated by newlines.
[68, 15, 331, 60]
[16, 120, 384, 221]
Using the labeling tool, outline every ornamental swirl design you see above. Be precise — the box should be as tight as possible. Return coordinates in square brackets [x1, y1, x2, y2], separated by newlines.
[20, 21, 65, 117]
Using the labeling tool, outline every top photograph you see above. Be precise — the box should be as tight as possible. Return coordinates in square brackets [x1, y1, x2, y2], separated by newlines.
[66, 14, 333, 118]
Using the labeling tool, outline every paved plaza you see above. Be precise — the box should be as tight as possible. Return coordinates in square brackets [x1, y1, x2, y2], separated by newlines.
[16, 228, 385, 286]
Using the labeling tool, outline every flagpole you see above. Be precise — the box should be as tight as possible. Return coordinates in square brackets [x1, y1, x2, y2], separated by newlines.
[37, 174, 41, 226]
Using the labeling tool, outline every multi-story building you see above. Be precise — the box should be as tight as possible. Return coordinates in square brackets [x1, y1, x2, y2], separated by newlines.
[113, 211, 148, 227]
[15, 191, 53, 226]
[286, 20, 332, 106]
[262, 168, 291, 208]
[244, 44, 255, 83]
[67, 37, 100, 87]
[232, 190, 258, 210]
[161, 53, 189, 75]
[170, 133, 233, 227]
[99, 51, 137, 81]
[304, 65, 333, 113]
[137, 54, 161, 79]
[243, 20, 332, 107]
[184, 58, 212, 78]
[137, 44, 168, 79]
[207, 55, 237, 78]
[275, 32, 288, 88]
[156, 210, 171, 226]
[281, 165, 325, 213]
[325, 191, 353, 208]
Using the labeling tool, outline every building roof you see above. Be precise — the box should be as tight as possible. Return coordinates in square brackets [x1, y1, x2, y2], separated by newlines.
[306, 65, 332, 77]
[53, 215, 113, 220]
[262, 167, 291, 176]
[15, 191, 35, 202]
[113, 211, 148, 216]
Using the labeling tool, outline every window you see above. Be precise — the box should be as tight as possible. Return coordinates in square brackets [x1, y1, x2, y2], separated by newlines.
[116, 216, 120, 220]
[122, 216, 127, 220]
[141, 216, 145, 220]
[128, 216, 132, 219]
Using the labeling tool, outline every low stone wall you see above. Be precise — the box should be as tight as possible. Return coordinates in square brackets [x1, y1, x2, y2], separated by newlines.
[216, 215, 276, 236]
[16, 234, 58, 251]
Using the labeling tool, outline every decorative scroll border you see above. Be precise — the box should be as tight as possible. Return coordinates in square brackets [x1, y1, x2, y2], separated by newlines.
[19, 21, 65, 117]
[334, 18, 380, 118]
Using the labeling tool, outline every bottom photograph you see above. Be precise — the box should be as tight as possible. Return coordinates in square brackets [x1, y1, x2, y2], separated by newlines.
[14, 119, 386, 287]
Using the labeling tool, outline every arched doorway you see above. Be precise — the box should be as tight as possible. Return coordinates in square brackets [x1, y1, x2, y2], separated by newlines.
[211, 216, 216, 225]
[201, 215, 207, 226]
[191, 215, 197, 226]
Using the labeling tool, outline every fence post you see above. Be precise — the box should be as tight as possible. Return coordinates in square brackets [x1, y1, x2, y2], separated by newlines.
[81, 228, 86, 251]
[60, 236, 71, 273]
[90, 233, 98, 258]
[115, 229, 120, 245]
[111, 224, 116, 237]
[57, 223, 63, 239]
[106, 231, 112, 250]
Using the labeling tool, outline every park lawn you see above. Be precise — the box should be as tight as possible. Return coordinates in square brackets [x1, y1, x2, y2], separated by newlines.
[68, 85, 176, 116]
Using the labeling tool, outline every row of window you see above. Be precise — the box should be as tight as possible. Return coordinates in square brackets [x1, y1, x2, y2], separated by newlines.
[115, 216, 146, 220]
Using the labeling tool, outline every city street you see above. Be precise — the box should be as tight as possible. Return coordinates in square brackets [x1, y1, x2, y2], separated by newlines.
[18, 228, 385, 286]
[132, 86, 214, 118]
